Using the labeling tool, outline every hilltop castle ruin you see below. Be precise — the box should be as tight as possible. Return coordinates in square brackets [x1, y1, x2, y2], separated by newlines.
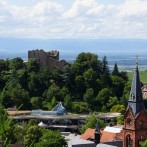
[28, 49, 67, 70]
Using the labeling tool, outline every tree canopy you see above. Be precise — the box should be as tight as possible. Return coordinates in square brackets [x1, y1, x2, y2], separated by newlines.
[0, 53, 129, 113]
[35, 129, 67, 147]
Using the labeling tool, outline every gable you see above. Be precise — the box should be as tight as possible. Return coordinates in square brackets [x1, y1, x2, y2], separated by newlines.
[124, 107, 135, 120]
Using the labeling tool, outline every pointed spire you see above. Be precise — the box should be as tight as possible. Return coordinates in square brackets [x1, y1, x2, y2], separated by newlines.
[128, 57, 145, 115]
[136, 55, 138, 68]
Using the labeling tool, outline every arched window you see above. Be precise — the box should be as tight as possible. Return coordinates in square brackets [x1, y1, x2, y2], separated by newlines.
[126, 135, 132, 147]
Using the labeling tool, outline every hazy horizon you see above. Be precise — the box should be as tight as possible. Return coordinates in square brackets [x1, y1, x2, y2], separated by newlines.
[1, 38, 147, 59]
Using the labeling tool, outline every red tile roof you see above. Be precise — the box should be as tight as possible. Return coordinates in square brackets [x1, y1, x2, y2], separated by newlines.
[81, 128, 123, 142]
[81, 128, 95, 140]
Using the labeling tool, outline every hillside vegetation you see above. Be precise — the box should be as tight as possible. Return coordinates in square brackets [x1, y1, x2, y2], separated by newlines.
[0, 53, 129, 113]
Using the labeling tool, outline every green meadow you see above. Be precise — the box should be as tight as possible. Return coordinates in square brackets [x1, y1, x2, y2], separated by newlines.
[127, 70, 147, 85]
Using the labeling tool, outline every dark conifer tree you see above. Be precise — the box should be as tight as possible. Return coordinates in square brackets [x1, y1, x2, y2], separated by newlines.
[112, 63, 119, 76]
[102, 56, 109, 74]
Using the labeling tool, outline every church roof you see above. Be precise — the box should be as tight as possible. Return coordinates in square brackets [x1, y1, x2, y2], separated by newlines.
[127, 60, 145, 115]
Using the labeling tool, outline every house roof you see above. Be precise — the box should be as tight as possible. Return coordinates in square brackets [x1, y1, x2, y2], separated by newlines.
[97, 141, 123, 147]
[103, 126, 122, 133]
[100, 131, 122, 142]
[69, 139, 95, 146]
[80, 128, 95, 140]
[81, 126, 123, 142]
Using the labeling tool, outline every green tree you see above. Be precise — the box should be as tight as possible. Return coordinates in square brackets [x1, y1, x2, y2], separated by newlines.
[97, 88, 113, 109]
[80, 115, 105, 134]
[43, 96, 57, 110]
[83, 68, 97, 88]
[102, 56, 109, 74]
[117, 115, 124, 125]
[45, 83, 60, 102]
[140, 140, 147, 147]
[61, 64, 72, 86]
[64, 94, 72, 111]
[72, 52, 101, 75]
[71, 102, 90, 114]
[112, 63, 119, 76]
[70, 52, 102, 101]
[17, 69, 28, 90]
[0, 60, 6, 73]
[14, 120, 38, 145]
[101, 72, 112, 88]
[1, 85, 30, 109]
[111, 76, 125, 98]
[110, 104, 126, 114]
[27, 58, 40, 73]
[35, 129, 67, 147]
[121, 82, 131, 106]
[60, 86, 69, 102]
[28, 73, 45, 97]
[84, 88, 95, 109]
[74, 75, 85, 99]
[106, 96, 118, 110]
[30, 97, 43, 109]
[24, 126, 42, 147]
[119, 71, 128, 81]
[0, 75, 5, 91]
[9, 57, 24, 70]
[0, 105, 13, 147]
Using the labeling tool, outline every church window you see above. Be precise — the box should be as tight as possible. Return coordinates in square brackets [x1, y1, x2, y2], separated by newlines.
[126, 135, 132, 147]
[127, 118, 132, 125]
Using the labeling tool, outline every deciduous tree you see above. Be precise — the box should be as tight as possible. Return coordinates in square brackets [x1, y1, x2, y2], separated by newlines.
[35, 130, 67, 147]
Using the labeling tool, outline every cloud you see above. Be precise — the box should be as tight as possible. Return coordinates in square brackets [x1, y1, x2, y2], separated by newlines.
[0, 0, 147, 39]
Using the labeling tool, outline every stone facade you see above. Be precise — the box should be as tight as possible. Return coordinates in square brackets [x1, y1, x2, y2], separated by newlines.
[28, 49, 67, 70]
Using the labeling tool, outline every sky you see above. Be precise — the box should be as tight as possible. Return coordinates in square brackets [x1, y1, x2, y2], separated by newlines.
[0, 0, 147, 39]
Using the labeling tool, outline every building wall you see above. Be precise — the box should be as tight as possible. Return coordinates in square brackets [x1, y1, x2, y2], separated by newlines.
[142, 86, 147, 99]
[123, 109, 147, 147]
[28, 49, 67, 70]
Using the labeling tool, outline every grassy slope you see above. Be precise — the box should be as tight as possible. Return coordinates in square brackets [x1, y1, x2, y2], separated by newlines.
[127, 70, 147, 85]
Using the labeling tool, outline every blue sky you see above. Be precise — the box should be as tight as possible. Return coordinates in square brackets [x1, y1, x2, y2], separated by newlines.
[0, 0, 147, 39]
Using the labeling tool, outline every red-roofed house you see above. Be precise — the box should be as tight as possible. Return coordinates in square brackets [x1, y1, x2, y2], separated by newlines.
[81, 126, 123, 143]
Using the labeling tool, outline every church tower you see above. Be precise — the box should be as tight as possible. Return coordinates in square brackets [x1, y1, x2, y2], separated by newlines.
[123, 58, 147, 147]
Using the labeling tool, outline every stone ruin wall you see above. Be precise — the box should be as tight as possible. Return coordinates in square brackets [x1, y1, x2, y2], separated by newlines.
[28, 49, 67, 70]
[46, 50, 59, 60]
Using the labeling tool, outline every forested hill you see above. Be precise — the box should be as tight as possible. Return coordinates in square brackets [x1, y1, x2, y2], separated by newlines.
[0, 52, 130, 113]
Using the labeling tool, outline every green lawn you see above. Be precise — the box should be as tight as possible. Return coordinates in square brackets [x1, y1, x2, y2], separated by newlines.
[127, 70, 147, 85]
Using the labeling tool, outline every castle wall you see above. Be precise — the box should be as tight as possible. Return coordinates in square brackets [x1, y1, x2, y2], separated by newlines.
[28, 49, 67, 70]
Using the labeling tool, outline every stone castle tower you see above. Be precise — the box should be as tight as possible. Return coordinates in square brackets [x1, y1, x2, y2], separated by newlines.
[123, 60, 147, 147]
[28, 49, 67, 70]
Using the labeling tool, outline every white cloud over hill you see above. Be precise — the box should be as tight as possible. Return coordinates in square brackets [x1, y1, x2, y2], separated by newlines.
[0, 0, 147, 39]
